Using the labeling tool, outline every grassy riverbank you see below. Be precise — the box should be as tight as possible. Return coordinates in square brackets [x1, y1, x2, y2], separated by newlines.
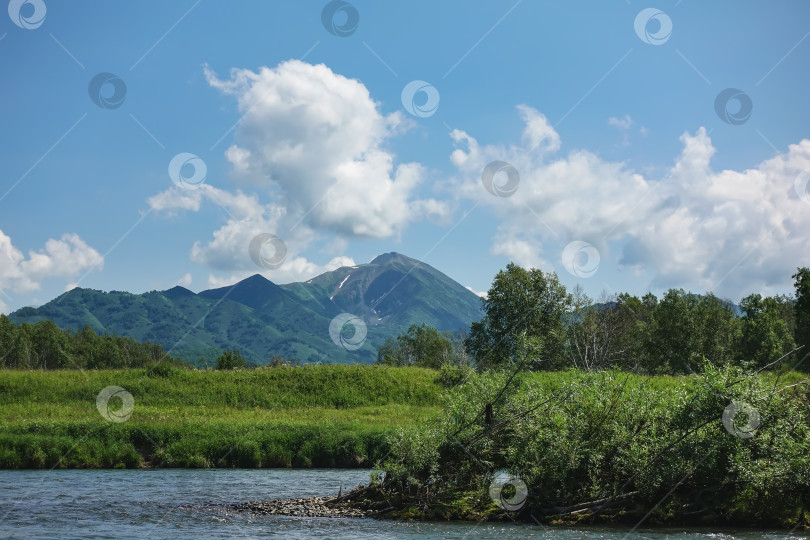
[4, 363, 809, 528]
[0, 365, 442, 468]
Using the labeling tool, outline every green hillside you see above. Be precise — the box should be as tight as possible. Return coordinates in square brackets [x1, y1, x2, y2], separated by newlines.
[9, 253, 483, 366]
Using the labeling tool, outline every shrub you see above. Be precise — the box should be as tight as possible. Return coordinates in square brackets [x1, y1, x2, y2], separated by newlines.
[216, 350, 247, 370]
[145, 362, 178, 378]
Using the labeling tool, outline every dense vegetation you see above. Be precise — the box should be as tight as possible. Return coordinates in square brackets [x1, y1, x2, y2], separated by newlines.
[375, 365, 810, 527]
[0, 316, 189, 370]
[4, 265, 808, 377]
[361, 265, 810, 527]
[464, 264, 809, 374]
[0, 365, 441, 469]
[379, 265, 809, 376]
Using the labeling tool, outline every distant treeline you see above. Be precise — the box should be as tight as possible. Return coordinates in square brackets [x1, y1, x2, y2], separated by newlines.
[381, 266, 810, 374]
[0, 316, 189, 370]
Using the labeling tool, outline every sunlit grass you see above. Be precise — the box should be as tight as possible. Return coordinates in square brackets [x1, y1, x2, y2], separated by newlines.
[0, 365, 443, 469]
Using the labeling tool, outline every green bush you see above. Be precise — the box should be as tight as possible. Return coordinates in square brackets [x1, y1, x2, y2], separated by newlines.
[436, 364, 474, 387]
[216, 349, 247, 370]
[382, 365, 810, 526]
[145, 362, 178, 378]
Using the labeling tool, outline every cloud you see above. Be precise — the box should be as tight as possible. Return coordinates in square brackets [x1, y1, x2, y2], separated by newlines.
[176, 273, 192, 288]
[149, 184, 356, 285]
[205, 255, 356, 289]
[150, 184, 284, 269]
[204, 60, 449, 238]
[608, 115, 633, 130]
[608, 114, 639, 147]
[465, 286, 488, 299]
[518, 104, 561, 154]
[490, 233, 552, 271]
[150, 60, 456, 287]
[0, 230, 103, 306]
[451, 105, 810, 298]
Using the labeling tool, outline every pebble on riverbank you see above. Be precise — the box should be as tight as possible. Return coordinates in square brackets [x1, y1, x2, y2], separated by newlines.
[231, 496, 374, 519]
[229, 485, 388, 519]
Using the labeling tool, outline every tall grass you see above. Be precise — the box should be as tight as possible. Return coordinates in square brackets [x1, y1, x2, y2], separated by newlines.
[0, 365, 442, 469]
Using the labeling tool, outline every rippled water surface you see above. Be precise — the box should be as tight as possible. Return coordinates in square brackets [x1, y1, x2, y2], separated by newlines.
[0, 469, 804, 539]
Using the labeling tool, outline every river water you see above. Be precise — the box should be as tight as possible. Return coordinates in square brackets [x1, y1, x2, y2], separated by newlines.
[0, 469, 803, 539]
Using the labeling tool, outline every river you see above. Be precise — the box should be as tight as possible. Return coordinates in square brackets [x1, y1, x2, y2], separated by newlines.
[0, 469, 802, 539]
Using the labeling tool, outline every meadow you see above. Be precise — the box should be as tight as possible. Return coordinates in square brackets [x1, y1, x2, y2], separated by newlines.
[0, 365, 442, 468]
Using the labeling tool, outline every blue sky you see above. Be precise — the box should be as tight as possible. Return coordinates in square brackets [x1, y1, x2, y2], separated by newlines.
[1, 0, 810, 313]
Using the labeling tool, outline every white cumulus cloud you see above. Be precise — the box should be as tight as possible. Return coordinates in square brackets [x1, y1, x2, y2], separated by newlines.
[205, 60, 449, 238]
[451, 105, 810, 298]
[465, 286, 488, 299]
[205, 255, 356, 289]
[176, 273, 192, 288]
[149, 184, 355, 285]
[0, 230, 103, 311]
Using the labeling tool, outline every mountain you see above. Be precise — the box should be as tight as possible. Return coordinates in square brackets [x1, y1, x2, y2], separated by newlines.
[9, 253, 484, 366]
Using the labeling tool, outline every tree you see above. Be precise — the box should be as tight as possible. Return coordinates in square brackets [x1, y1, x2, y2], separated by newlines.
[445, 330, 473, 367]
[31, 320, 72, 369]
[794, 267, 810, 363]
[399, 324, 452, 369]
[376, 324, 452, 369]
[644, 290, 740, 374]
[646, 289, 699, 374]
[0, 315, 18, 368]
[615, 292, 656, 371]
[739, 294, 796, 368]
[0, 318, 189, 370]
[377, 337, 404, 366]
[566, 289, 638, 371]
[216, 349, 247, 370]
[691, 293, 740, 367]
[466, 263, 570, 370]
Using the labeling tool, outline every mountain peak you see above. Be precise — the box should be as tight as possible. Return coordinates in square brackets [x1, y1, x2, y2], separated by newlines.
[242, 273, 275, 286]
[163, 285, 195, 299]
[198, 272, 286, 311]
[370, 252, 416, 266]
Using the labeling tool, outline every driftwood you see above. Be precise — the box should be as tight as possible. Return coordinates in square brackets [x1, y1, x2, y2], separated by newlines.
[369, 506, 396, 517]
[334, 484, 373, 503]
[540, 491, 639, 517]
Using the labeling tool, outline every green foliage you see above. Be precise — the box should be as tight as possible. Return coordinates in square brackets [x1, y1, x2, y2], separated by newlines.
[377, 338, 403, 366]
[644, 290, 740, 374]
[739, 293, 796, 367]
[381, 366, 810, 526]
[794, 267, 810, 361]
[461, 262, 803, 376]
[216, 349, 247, 370]
[0, 316, 186, 370]
[436, 363, 475, 387]
[566, 288, 656, 371]
[466, 263, 571, 370]
[376, 324, 453, 369]
[145, 362, 179, 378]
